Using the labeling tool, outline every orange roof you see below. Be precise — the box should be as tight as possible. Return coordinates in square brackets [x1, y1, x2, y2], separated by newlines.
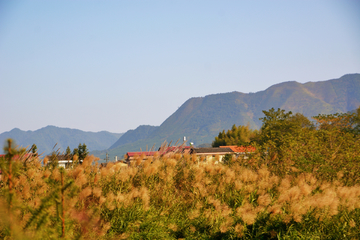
[219, 146, 256, 153]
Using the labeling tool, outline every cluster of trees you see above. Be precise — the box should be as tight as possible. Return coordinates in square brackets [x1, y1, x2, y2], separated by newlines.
[44, 143, 89, 169]
[64, 143, 89, 160]
[27, 143, 89, 161]
[213, 107, 360, 183]
[214, 107, 360, 149]
[212, 124, 258, 147]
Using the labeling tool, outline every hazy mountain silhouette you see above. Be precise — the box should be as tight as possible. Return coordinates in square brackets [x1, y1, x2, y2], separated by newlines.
[0, 126, 123, 155]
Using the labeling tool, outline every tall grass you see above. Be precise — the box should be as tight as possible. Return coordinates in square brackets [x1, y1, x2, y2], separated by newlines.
[1, 141, 360, 239]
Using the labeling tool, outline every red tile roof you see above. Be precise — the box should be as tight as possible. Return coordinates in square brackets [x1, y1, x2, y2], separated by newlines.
[220, 146, 256, 153]
[158, 146, 191, 154]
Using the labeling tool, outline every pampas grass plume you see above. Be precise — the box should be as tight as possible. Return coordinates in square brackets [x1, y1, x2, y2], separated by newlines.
[240, 168, 258, 183]
[79, 187, 92, 200]
[258, 193, 272, 207]
[22, 184, 31, 199]
[234, 180, 243, 191]
[165, 158, 177, 168]
[224, 168, 235, 184]
[93, 187, 102, 198]
[188, 209, 200, 220]
[258, 165, 270, 179]
[237, 202, 257, 225]
[51, 168, 61, 181]
[168, 223, 178, 232]
[234, 224, 244, 237]
[139, 187, 150, 210]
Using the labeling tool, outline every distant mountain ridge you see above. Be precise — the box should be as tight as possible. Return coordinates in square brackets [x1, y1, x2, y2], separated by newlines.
[0, 126, 123, 155]
[99, 73, 360, 159]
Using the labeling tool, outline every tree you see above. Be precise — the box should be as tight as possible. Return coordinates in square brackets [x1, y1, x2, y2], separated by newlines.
[312, 107, 360, 135]
[72, 148, 79, 158]
[212, 124, 258, 147]
[288, 112, 314, 129]
[30, 144, 37, 154]
[253, 108, 314, 162]
[77, 143, 88, 160]
[65, 146, 71, 159]
[256, 108, 312, 145]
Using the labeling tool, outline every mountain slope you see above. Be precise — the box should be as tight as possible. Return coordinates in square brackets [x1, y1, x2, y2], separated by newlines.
[100, 74, 360, 159]
[0, 126, 123, 155]
[109, 125, 158, 149]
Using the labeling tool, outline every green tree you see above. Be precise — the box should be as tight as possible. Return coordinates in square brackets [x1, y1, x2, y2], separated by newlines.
[72, 148, 79, 158]
[312, 107, 360, 135]
[212, 124, 257, 147]
[77, 143, 88, 160]
[252, 108, 360, 181]
[256, 108, 313, 145]
[355, 106, 360, 134]
[254, 108, 313, 161]
[30, 144, 37, 154]
[65, 146, 71, 159]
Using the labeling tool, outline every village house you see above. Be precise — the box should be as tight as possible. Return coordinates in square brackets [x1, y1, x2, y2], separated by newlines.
[124, 146, 192, 163]
[192, 147, 234, 162]
[45, 154, 83, 169]
[56, 154, 74, 168]
[123, 145, 256, 165]
[124, 146, 236, 163]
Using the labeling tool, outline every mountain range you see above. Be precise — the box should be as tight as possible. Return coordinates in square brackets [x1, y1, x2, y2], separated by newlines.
[2, 74, 359, 160]
[98, 73, 360, 159]
[0, 126, 123, 156]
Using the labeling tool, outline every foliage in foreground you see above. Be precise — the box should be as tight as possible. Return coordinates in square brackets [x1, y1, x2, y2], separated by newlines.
[1, 146, 360, 239]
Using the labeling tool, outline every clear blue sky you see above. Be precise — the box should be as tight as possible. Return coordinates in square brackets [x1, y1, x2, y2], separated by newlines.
[1, 0, 360, 134]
